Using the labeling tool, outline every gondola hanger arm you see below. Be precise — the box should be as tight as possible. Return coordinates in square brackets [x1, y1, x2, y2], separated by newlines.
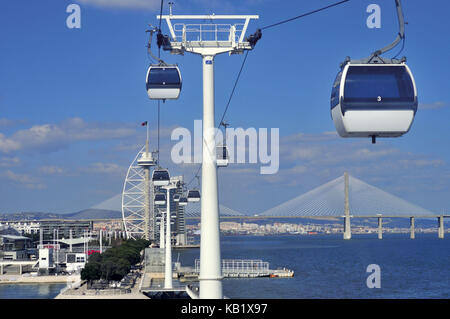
[369, 0, 405, 59]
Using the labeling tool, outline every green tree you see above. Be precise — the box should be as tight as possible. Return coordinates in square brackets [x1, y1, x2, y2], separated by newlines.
[81, 238, 149, 282]
[81, 260, 102, 281]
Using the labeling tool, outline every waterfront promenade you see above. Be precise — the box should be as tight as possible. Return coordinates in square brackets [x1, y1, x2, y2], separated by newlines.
[54, 267, 148, 299]
[54, 281, 149, 299]
[0, 274, 80, 285]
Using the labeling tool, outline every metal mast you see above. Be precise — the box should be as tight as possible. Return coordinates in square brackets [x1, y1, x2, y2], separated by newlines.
[158, 14, 258, 299]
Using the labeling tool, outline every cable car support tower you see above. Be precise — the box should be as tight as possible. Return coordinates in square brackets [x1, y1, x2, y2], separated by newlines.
[158, 13, 259, 299]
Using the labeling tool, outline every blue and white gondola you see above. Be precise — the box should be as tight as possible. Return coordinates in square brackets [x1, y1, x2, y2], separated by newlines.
[331, 62, 417, 140]
[152, 169, 170, 186]
[178, 197, 188, 206]
[187, 190, 201, 203]
[146, 65, 182, 100]
[154, 193, 167, 206]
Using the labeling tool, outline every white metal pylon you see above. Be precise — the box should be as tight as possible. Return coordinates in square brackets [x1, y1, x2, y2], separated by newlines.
[158, 14, 258, 299]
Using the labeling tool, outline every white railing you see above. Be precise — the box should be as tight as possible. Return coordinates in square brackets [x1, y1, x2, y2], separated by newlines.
[194, 259, 269, 275]
[173, 23, 245, 43]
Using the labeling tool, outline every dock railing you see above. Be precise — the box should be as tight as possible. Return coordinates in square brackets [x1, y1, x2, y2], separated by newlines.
[195, 259, 270, 277]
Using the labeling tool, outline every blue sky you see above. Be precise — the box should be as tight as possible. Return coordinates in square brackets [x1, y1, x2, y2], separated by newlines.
[0, 0, 449, 214]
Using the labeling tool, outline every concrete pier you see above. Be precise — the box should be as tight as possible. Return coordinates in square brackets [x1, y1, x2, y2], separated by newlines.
[410, 217, 415, 239]
[343, 215, 351, 240]
[343, 172, 351, 240]
[377, 216, 383, 240]
[438, 216, 445, 239]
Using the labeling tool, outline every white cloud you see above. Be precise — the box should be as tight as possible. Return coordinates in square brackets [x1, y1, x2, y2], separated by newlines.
[0, 118, 27, 128]
[290, 165, 307, 174]
[398, 159, 445, 168]
[419, 101, 448, 110]
[0, 133, 21, 153]
[286, 147, 321, 161]
[0, 156, 21, 167]
[0, 118, 14, 127]
[38, 166, 65, 175]
[244, 130, 450, 192]
[353, 148, 399, 159]
[80, 162, 126, 175]
[0, 170, 45, 189]
[0, 117, 137, 154]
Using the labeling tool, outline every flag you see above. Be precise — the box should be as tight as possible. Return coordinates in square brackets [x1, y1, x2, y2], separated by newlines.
[141, 121, 148, 126]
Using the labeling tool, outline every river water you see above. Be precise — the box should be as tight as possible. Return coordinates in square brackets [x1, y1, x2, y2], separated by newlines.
[1, 233, 448, 299]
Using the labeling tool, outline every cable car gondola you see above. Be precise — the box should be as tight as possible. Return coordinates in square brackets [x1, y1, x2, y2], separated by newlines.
[216, 145, 229, 167]
[187, 190, 201, 202]
[154, 193, 166, 205]
[146, 64, 182, 100]
[217, 121, 230, 167]
[330, 0, 418, 143]
[178, 197, 188, 206]
[152, 168, 170, 186]
[331, 61, 417, 141]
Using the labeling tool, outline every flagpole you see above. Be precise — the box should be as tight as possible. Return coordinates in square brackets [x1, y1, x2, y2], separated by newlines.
[146, 121, 149, 156]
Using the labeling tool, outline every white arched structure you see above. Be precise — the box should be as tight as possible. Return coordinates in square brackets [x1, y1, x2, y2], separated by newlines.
[121, 146, 155, 240]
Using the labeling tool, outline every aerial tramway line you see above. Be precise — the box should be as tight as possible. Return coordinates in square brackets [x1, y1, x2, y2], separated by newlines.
[148, 0, 418, 193]
[142, 0, 419, 299]
[330, 0, 417, 144]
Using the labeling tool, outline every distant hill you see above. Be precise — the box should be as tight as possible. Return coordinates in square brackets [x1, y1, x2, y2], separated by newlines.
[64, 209, 122, 220]
[0, 212, 62, 221]
[0, 209, 122, 221]
[0, 210, 447, 229]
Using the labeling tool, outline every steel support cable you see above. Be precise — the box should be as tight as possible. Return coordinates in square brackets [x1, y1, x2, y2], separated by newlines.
[167, 1, 351, 187]
[157, 0, 164, 166]
[146, 0, 166, 64]
[259, 0, 350, 31]
[218, 50, 250, 128]
[193, 1, 350, 184]
[158, 0, 164, 31]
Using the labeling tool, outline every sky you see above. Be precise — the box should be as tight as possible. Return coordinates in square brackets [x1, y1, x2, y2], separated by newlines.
[0, 0, 450, 214]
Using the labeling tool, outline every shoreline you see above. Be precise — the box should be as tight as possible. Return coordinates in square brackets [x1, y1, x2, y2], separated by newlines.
[0, 274, 80, 285]
[54, 270, 149, 299]
[54, 281, 149, 299]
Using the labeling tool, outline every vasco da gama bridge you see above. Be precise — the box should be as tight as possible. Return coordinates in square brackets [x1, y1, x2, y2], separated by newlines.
[178, 172, 447, 240]
[256, 173, 447, 240]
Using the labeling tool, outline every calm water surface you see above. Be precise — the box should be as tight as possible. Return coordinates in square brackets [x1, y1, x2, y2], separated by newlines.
[1, 234, 448, 299]
[0, 283, 66, 299]
[178, 233, 450, 299]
